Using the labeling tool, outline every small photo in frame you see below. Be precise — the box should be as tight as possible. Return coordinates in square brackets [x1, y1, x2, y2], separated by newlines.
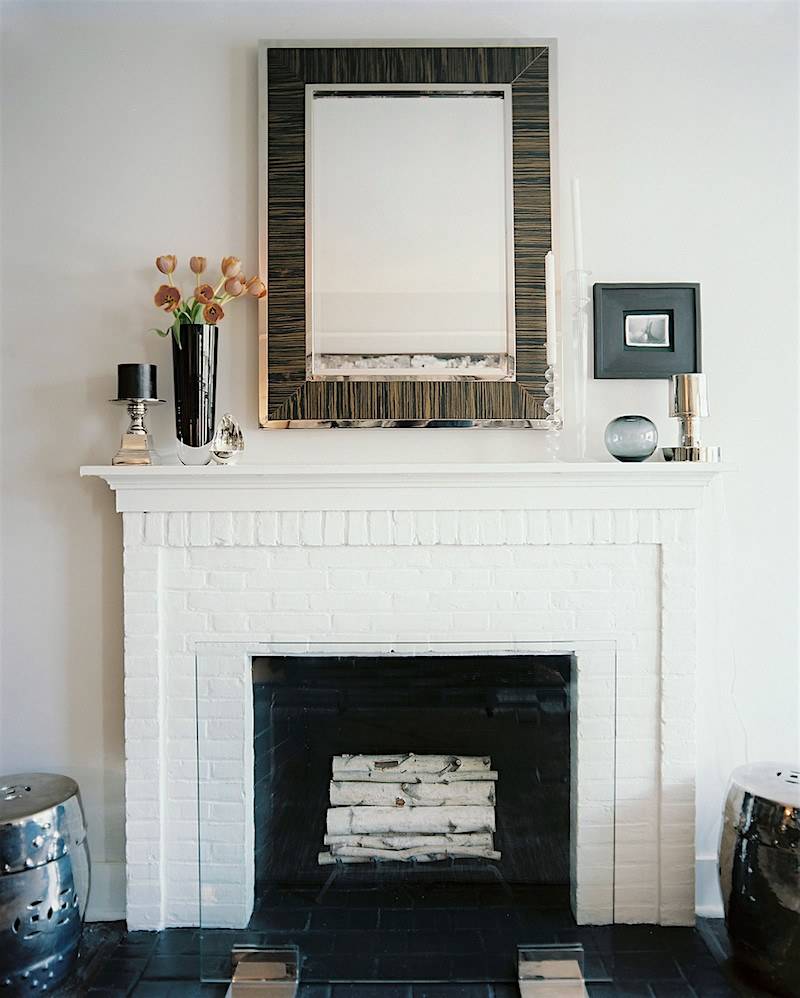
[594, 284, 700, 379]
[624, 313, 671, 348]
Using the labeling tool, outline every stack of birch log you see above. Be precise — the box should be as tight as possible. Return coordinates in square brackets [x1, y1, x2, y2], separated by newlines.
[318, 753, 500, 865]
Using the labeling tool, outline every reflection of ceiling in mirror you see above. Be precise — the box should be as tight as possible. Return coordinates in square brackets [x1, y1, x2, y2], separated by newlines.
[309, 94, 512, 363]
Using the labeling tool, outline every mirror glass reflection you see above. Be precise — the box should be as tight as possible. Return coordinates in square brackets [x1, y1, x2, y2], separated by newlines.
[306, 86, 516, 381]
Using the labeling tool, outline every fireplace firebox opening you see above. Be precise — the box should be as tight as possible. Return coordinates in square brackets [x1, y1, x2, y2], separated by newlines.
[236, 653, 577, 984]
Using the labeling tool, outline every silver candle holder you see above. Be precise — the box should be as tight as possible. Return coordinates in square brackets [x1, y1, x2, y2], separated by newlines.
[111, 397, 165, 466]
[662, 373, 720, 462]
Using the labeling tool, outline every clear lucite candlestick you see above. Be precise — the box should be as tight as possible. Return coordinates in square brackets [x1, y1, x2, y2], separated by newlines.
[565, 269, 592, 461]
[544, 362, 563, 461]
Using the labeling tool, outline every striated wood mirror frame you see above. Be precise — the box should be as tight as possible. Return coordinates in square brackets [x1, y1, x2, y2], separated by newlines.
[259, 41, 553, 428]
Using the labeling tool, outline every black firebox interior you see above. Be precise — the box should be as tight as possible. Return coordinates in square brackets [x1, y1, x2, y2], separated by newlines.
[253, 654, 572, 887]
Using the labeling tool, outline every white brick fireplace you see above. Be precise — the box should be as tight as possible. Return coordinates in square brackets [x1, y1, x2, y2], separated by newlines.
[82, 462, 726, 933]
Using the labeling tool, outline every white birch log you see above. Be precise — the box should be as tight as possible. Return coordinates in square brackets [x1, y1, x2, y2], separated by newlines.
[332, 754, 491, 776]
[329, 781, 495, 808]
[326, 805, 495, 836]
[331, 769, 498, 783]
[323, 832, 495, 850]
[330, 845, 501, 862]
[318, 848, 500, 865]
[317, 853, 368, 865]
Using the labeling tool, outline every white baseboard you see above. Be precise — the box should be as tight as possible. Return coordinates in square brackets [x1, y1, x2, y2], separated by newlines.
[86, 860, 126, 922]
[696, 854, 724, 918]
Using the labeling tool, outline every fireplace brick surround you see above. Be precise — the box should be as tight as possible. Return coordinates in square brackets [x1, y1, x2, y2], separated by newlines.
[82, 463, 727, 934]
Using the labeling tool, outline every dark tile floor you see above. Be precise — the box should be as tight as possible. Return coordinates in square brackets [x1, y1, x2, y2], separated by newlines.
[47, 917, 776, 997]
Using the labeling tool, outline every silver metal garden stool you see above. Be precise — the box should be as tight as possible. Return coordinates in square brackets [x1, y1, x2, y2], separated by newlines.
[0, 773, 90, 993]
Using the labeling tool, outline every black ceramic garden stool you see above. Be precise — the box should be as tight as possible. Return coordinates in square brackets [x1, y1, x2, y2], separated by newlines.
[719, 762, 800, 996]
[0, 774, 90, 993]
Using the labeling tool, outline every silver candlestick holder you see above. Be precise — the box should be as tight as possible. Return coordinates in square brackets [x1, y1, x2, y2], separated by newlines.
[111, 397, 165, 466]
[662, 373, 720, 462]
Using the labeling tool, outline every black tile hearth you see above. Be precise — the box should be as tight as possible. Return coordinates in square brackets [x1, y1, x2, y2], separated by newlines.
[48, 918, 762, 996]
[49, 922, 128, 996]
[694, 921, 776, 998]
[240, 884, 578, 984]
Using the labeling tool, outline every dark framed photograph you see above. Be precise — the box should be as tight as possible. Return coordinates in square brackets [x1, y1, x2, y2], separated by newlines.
[593, 283, 701, 379]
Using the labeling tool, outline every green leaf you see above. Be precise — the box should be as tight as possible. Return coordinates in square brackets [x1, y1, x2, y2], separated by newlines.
[149, 327, 169, 337]
[172, 318, 182, 349]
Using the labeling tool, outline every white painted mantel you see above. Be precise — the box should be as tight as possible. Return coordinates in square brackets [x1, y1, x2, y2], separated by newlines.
[82, 462, 726, 512]
[82, 462, 729, 931]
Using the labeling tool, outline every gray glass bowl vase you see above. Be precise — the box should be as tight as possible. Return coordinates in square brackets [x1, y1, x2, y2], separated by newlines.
[604, 415, 658, 462]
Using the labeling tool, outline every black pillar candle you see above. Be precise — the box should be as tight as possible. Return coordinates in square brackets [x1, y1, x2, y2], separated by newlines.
[117, 364, 157, 400]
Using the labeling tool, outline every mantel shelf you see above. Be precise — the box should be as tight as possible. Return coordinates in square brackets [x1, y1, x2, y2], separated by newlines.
[81, 462, 732, 514]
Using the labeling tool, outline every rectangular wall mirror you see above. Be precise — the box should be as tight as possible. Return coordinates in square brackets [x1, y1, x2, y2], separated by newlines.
[260, 43, 553, 427]
[307, 85, 516, 382]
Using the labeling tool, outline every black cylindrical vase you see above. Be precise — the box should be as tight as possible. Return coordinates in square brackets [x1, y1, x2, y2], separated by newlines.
[172, 324, 218, 465]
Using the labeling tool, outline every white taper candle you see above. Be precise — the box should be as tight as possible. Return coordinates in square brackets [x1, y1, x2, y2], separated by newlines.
[571, 177, 585, 271]
[545, 250, 557, 366]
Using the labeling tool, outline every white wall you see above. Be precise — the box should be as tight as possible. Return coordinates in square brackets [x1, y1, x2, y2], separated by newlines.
[1, 0, 797, 920]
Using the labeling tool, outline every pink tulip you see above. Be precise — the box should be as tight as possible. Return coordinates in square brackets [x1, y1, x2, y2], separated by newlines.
[154, 284, 181, 311]
[156, 255, 177, 275]
[247, 277, 267, 300]
[220, 256, 242, 278]
[203, 302, 224, 323]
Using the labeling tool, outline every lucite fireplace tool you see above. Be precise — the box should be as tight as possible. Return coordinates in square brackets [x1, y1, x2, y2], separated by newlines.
[111, 364, 164, 466]
[519, 944, 587, 997]
[228, 946, 298, 996]
[662, 373, 720, 462]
